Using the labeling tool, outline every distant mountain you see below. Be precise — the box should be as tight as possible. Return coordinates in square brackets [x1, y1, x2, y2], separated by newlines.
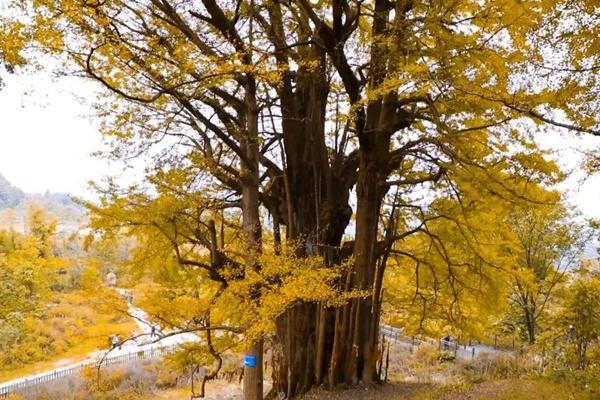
[0, 173, 26, 209]
[43, 191, 76, 207]
[0, 174, 86, 234]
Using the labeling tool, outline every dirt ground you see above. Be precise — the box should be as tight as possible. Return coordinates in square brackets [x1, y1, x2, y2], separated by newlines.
[154, 381, 432, 400]
[300, 382, 434, 400]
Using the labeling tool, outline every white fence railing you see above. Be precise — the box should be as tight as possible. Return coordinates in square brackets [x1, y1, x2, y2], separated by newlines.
[380, 324, 425, 346]
[380, 325, 487, 361]
[439, 339, 476, 360]
[0, 345, 176, 399]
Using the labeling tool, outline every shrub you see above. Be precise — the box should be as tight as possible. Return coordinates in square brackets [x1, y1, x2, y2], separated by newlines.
[436, 351, 456, 362]
[409, 342, 439, 367]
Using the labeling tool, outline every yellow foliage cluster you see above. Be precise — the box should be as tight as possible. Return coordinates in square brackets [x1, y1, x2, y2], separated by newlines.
[383, 178, 570, 340]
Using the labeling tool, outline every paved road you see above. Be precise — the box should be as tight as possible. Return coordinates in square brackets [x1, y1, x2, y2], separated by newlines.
[439, 340, 507, 360]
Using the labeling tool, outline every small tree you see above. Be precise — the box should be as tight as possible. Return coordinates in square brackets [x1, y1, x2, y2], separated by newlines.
[26, 206, 57, 258]
[560, 264, 600, 370]
[507, 200, 588, 344]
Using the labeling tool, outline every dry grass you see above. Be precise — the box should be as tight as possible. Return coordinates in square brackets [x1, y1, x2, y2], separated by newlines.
[300, 342, 593, 400]
[411, 378, 595, 400]
[8, 359, 244, 400]
[151, 380, 243, 400]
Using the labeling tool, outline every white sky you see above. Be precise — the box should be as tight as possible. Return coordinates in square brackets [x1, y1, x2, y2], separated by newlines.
[0, 67, 119, 198]
[0, 67, 599, 217]
[537, 132, 600, 219]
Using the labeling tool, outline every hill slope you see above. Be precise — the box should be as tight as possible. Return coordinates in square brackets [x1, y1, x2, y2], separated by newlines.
[0, 173, 25, 209]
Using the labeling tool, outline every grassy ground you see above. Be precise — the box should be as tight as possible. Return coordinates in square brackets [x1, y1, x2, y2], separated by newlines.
[420, 379, 593, 400]
[148, 377, 591, 400]
[300, 378, 594, 400]
[0, 290, 137, 383]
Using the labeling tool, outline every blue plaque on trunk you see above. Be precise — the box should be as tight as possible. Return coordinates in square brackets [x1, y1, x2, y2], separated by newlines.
[244, 355, 257, 367]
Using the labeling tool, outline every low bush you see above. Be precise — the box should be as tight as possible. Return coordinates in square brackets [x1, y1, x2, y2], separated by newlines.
[436, 351, 456, 362]
[410, 342, 439, 367]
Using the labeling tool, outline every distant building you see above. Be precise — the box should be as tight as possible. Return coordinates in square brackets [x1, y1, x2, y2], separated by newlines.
[106, 271, 117, 287]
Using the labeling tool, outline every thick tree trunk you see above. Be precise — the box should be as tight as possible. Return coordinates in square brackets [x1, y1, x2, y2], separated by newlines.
[269, 42, 369, 396]
[269, 43, 400, 397]
[272, 124, 389, 394]
[268, 0, 410, 391]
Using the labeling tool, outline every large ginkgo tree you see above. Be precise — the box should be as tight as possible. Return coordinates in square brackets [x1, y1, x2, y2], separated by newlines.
[2, 0, 598, 398]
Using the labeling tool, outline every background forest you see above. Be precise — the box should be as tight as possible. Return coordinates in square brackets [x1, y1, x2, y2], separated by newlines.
[0, 177, 134, 381]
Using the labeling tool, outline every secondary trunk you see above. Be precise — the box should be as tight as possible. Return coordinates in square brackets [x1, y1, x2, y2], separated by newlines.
[271, 88, 391, 397]
[242, 74, 264, 400]
[524, 307, 536, 344]
[244, 341, 264, 400]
